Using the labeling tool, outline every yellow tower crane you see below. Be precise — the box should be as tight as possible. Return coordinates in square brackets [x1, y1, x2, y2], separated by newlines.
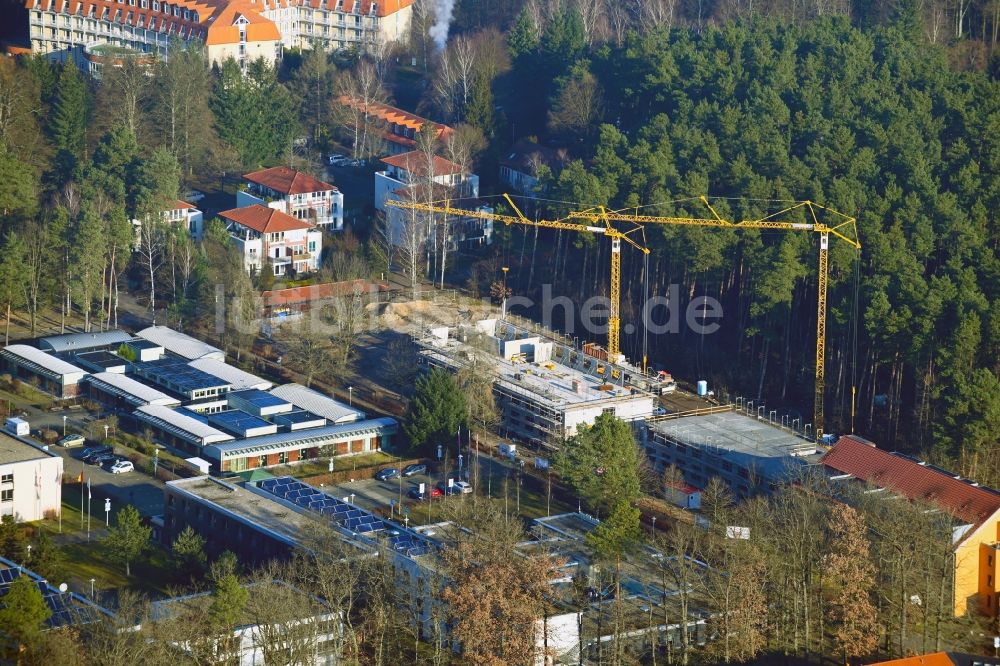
[386, 194, 860, 441]
[564, 196, 860, 441]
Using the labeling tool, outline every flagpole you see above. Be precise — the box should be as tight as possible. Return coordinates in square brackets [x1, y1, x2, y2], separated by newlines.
[80, 475, 84, 531]
[87, 478, 91, 540]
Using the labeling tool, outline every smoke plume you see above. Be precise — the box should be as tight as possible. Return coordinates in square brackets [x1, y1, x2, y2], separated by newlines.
[429, 0, 455, 50]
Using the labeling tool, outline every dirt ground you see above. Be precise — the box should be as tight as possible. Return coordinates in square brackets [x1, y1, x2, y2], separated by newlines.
[372, 298, 497, 336]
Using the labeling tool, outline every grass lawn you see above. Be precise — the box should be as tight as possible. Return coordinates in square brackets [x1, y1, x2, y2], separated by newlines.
[29, 493, 177, 599]
[57, 540, 175, 599]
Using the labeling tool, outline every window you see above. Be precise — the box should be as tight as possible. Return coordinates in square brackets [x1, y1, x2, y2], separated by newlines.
[278, 451, 288, 464]
[258, 455, 267, 467]
[0, 489, 11, 502]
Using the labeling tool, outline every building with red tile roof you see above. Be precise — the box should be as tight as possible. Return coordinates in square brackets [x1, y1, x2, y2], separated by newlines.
[219, 205, 322, 277]
[25, 0, 413, 74]
[335, 97, 454, 155]
[822, 435, 1000, 619]
[239, 167, 343, 231]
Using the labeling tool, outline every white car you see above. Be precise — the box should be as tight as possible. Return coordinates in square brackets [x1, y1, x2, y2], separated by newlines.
[58, 434, 86, 448]
[328, 153, 347, 165]
[109, 460, 134, 474]
[182, 189, 205, 203]
[452, 481, 473, 495]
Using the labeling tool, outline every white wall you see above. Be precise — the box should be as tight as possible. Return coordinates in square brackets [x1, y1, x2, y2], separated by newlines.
[0, 455, 63, 523]
[563, 396, 655, 438]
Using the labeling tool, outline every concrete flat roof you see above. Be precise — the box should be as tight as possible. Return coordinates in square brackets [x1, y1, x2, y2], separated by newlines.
[648, 410, 823, 479]
[166, 476, 315, 546]
[421, 345, 642, 410]
[0, 431, 54, 465]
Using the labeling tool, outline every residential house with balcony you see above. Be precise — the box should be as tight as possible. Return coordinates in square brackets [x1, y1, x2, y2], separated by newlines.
[238, 166, 343, 231]
[374, 151, 478, 211]
[375, 152, 491, 252]
[219, 205, 322, 277]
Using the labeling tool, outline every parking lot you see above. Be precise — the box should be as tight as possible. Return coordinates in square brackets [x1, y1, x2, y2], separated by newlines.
[321, 468, 473, 515]
[49, 442, 166, 519]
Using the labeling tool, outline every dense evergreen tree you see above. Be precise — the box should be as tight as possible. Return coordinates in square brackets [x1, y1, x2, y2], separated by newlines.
[403, 368, 468, 453]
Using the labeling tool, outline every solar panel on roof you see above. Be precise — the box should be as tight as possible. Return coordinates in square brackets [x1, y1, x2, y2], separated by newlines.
[0, 569, 18, 583]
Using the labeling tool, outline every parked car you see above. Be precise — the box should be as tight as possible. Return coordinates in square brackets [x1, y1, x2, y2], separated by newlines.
[452, 481, 473, 495]
[81, 445, 112, 458]
[406, 487, 426, 501]
[93, 453, 119, 467]
[374, 468, 399, 482]
[437, 481, 468, 496]
[109, 460, 134, 474]
[402, 464, 427, 477]
[182, 189, 205, 203]
[328, 153, 347, 165]
[654, 407, 667, 416]
[82, 447, 114, 465]
[58, 434, 86, 448]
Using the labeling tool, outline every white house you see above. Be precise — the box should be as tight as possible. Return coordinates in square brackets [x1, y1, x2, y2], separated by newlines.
[238, 167, 343, 231]
[220, 205, 322, 277]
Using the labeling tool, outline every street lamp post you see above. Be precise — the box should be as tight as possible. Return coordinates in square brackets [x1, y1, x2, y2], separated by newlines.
[62, 415, 67, 437]
[89, 578, 95, 598]
[153, 449, 159, 478]
[25, 544, 31, 564]
[501, 266, 509, 318]
[347, 386, 353, 407]
[104, 498, 111, 527]
[103, 425, 109, 442]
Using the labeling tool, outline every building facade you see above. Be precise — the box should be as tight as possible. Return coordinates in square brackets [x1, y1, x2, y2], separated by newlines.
[239, 167, 344, 231]
[334, 97, 453, 155]
[25, 0, 412, 72]
[822, 435, 1000, 619]
[0, 432, 63, 523]
[221, 204, 323, 277]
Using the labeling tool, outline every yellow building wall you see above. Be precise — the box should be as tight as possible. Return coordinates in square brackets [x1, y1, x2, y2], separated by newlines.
[952, 510, 1000, 618]
[207, 40, 280, 68]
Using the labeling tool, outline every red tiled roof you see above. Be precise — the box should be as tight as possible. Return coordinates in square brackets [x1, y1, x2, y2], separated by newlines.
[381, 151, 464, 177]
[822, 436, 1000, 526]
[170, 200, 196, 210]
[243, 167, 336, 196]
[262, 280, 389, 307]
[335, 97, 454, 138]
[219, 205, 313, 233]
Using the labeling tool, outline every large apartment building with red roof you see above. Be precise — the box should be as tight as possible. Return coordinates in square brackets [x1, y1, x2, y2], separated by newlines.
[238, 166, 343, 231]
[822, 435, 1000, 619]
[25, 0, 412, 73]
[219, 204, 322, 277]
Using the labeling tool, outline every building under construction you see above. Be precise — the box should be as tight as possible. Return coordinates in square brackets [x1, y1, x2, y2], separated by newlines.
[416, 319, 656, 446]
[643, 407, 825, 498]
